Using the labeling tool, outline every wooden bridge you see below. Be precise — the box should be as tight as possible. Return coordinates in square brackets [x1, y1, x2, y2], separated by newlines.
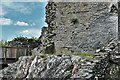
[0, 46, 34, 69]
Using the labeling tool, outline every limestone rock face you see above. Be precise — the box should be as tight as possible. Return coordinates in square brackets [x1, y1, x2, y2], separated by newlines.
[0, 41, 120, 79]
[0, 56, 33, 78]
[44, 2, 118, 53]
[0, 55, 110, 79]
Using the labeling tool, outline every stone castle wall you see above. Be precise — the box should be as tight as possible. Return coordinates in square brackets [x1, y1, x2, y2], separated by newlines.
[44, 2, 118, 53]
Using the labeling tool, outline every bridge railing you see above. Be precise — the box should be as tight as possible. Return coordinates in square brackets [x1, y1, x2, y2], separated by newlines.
[0, 46, 34, 64]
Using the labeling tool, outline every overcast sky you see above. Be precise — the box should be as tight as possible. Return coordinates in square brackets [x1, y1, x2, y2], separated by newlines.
[0, 1, 48, 41]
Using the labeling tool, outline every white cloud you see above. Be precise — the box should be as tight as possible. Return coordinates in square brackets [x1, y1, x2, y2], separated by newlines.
[0, 18, 12, 26]
[1, 0, 12, 2]
[0, 12, 6, 16]
[22, 29, 41, 34]
[2, 1, 32, 14]
[21, 29, 41, 37]
[0, 4, 7, 16]
[22, 30, 29, 33]
[15, 21, 29, 26]
[31, 23, 36, 26]
[1, 0, 44, 2]
[38, 0, 49, 2]
[0, 9, 6, 16]
[10, 4, 31, 14]
[43, 23, 48, 27]
[0, 1, 12, 17]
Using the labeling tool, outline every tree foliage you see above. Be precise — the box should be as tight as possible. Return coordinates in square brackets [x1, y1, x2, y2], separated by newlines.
[0, 41, 8, 46]
[0, 36, 39, 47]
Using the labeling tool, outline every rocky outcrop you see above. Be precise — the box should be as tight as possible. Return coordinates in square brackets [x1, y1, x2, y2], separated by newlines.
[0, 40, 120, 79]
[0, 41, 120, 79]
[0, 55, 110, 79]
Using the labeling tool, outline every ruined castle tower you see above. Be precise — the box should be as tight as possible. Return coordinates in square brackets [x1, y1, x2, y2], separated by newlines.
[33, 0, 118, 55]
[45, 1, 118, 53]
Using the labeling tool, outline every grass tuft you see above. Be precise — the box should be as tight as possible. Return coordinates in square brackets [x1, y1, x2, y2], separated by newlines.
[73, 53, 94, 58]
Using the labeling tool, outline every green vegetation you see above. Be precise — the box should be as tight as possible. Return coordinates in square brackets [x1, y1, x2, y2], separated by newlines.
[31, 37, 39, 41]
[12, 36, 39, 42]
[55, 48, 94, 58]
[0, 36, 39, 47]
[0, 41, 8, 46]
[13, 36, 28, 41]
[35, 52, 94, 60]
[72, 53, 94, 58]
[35, 53, 48, 60]
[71, 18, 78, 24]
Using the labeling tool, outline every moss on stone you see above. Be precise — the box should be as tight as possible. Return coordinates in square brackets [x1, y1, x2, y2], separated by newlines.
[72, 53, 94, 58]
[36, 53, 48, 60]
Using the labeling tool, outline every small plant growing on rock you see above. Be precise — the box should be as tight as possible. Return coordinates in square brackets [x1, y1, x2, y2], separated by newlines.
[70, 18, 78, 24]
[73, 53, 94, 58]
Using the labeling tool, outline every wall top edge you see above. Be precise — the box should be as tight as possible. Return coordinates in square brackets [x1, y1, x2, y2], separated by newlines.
[1, 0, 118, 2]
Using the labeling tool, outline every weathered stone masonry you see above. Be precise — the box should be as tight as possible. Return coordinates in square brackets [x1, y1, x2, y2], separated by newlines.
[44, 2, 118, 53]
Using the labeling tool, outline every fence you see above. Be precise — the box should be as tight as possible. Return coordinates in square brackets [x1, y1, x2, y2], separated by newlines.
[0, 46, 34, 65]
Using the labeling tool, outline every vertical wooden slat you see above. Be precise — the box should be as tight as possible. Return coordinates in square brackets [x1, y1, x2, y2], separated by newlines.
[2, 48, 5, 65]
[11, 48, 12, 58]
[25, 48, 27, 56]
[14, 48, 17, 61]
[17, 48, 19, 58]
[27, 48, 28, 56]
[4, 48, 7, 64]
[2, 48, 4, 58]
